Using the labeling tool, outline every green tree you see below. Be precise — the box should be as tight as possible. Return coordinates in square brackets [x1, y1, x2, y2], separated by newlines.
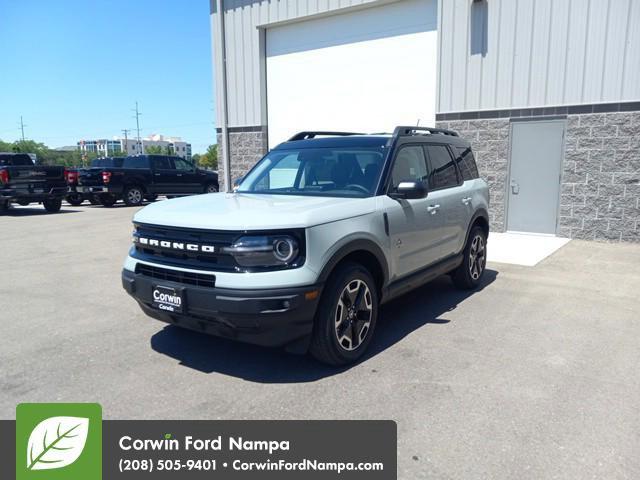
[198, 144, 218, 170]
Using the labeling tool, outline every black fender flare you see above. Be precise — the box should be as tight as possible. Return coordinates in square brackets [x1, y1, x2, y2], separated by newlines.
[464, 208, 490, 247]
[317, 238, 389, 288]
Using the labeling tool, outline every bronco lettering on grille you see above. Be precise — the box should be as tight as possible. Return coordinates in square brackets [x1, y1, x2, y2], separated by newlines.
[135, 236, 216, 253]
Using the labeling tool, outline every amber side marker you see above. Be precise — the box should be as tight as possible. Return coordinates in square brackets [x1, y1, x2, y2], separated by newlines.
[305, 290, 319, 301]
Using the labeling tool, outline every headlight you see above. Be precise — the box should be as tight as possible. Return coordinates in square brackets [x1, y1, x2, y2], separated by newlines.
[223, 235, 300, 267]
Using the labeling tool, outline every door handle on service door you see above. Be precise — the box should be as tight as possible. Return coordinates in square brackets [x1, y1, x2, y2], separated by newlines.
[427, 204, 440, 215]
[510, 180, 520, 194]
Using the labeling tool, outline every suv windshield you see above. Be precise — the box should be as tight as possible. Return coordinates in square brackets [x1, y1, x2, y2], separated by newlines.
[237, 147, 386, 198]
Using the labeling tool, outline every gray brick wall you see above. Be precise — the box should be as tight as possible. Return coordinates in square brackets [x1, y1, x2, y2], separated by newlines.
[438, 112, 640, 242]
[217, 129, 268, 191]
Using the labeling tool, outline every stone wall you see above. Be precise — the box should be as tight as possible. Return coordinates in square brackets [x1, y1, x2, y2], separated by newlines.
[437, 111, 640, 242]
[216, 128, 268, 191]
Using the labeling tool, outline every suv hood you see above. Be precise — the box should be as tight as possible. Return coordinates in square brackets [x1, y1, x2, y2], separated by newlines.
[133, 193, 377, 230]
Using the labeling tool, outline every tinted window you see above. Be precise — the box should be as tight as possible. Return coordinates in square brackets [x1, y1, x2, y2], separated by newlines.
[91, 158, 123, 168]
[455, 146, 480, 180]
[173, 157, 194, 171]
[389, 146, 428, 192]
[0, 154, 33, 166]
[152, 156, 172, 169]
[426, 144, 458, 190]
[122, 156, 150, 169]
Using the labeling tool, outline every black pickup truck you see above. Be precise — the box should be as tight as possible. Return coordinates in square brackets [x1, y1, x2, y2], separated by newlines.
[76, 154, 219, 207]
[0, 153, 67, 213]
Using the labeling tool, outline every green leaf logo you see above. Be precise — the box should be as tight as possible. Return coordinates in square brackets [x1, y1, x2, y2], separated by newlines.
[26, 416, 89, 471]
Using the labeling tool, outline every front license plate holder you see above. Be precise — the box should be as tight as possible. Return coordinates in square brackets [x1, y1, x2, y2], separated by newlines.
[151, 284, 185, 314]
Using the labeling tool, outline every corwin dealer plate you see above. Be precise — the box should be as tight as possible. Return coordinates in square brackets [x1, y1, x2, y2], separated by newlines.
[151, 284, 184, 313]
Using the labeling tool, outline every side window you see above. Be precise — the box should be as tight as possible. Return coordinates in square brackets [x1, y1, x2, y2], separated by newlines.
[174, 157, 194, 171]
[122, 157, 149, 169]
[425, 145, 459, 190]
[455, 146, 480, 181]
[389, 146, 428, 192]
[153, 156, 172, 170]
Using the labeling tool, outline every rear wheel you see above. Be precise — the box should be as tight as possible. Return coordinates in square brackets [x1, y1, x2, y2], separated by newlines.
[452, 226, 487, 289]
[66, 193, 84, 206]
[98, 193, 117, 207]
[123, 185, 144, 206]
[309, 262, 378, 366]
[43, 198, 62, 213]
[88, 195, 99, 205]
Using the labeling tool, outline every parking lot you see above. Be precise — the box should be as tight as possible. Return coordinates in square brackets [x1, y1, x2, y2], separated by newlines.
[2, 202, 639, 479]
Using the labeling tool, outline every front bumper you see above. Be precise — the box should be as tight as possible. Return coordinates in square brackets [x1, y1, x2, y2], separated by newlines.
[122, 269, 322, 349]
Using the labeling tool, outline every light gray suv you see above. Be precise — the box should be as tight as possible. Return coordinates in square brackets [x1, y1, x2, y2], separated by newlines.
[122, 126, 490, 365]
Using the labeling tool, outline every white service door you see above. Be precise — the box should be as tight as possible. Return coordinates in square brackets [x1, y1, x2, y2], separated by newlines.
[266, 0, 438, 148]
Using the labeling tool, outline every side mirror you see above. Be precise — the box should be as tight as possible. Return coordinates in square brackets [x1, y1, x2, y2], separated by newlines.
[389, 180, 428, 200]
[232, 176, 244, 192]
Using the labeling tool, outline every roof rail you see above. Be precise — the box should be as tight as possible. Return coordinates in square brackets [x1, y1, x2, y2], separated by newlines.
[287, 131, 364, 141]
[392, 126, 459, 137]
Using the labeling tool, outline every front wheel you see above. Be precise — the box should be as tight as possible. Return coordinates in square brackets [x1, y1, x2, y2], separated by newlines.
[123, 185, 144, 206]
[452, 226, 487, 289]
[309, 262, 378, 366]
[203, 183, 218, 194]
[66, 193, 84, 206]
[43, 198, 62, 213]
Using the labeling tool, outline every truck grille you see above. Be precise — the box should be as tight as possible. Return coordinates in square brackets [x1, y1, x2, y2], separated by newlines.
[135, 263, 216, 288]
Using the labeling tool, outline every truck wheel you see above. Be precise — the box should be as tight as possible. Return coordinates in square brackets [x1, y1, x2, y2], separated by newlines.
[66, 193, 84, 206]
[0, 201, 8, 214]
[43, 198, 62, 213]
[309, 262, 378, 366]
[88, 195, 100, 205]
[98, 193, 117, 207]
[123, 185, 144, 206]
[452, 226, 487, 290]
[203, 183, 218, 194]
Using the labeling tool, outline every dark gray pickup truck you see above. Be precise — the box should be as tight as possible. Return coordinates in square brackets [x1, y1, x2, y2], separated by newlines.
[0, 153, 68, 213]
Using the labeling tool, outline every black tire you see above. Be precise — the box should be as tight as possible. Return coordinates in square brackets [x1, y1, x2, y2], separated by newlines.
[98, 193, 117, 207]
[17, 200, 30, 206]
[123, 185, 144, 206]
[43, 198, 62, 213]
[203, 183, 218, 194]
[0, 201, 8, 214]
[145, 194, 158, 202]
[66, 193, 84, 206]
[309, 262, 378, 366]
[88, 195, 100, 205]
[452, 226, 487, 290]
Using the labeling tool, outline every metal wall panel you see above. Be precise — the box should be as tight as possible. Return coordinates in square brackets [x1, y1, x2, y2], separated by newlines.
[211, 0, 383, 127]
[439, 0, 640, 112]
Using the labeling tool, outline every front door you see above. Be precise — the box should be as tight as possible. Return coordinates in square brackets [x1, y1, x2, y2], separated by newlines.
[382, 145, 443, 281]
[151, 156, 179, 194]
[507, 120, 565, 234]
[173, 157, 200, 193]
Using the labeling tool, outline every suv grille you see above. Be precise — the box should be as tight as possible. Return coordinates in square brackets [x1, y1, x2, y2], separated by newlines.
[135, 263, 216, 288]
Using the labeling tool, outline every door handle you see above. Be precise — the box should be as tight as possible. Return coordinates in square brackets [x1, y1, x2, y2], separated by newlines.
[510, 180, 520, 194]
[154, 173, 161, 176]
[427, 204, 440, 214]
[177, 173, 183, 177]
[462, 196, 472, 205]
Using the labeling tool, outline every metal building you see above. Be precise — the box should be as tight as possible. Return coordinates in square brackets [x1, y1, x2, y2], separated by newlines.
[211, 0, 640, 241]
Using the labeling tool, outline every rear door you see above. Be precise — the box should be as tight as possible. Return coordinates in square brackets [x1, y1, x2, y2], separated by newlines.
[424, 143, 466, 259]
[381, 144, 442, 280]
[150, 156, 178, 193]
[172, 157, 200, 193]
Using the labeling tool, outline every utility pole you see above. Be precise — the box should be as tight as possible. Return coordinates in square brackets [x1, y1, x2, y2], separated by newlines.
[19, 116, 26, 141]
[133, 102, 143, 154]
[121, 129, 131, 155]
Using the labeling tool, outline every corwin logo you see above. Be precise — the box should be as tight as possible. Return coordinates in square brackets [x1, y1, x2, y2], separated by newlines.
[153, 289, 181, 307]
[16, 403, 102, 480]
[135, 236, 216, 253]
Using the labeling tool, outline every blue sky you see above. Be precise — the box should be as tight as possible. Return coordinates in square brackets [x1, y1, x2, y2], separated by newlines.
[0, 0, 216, 153]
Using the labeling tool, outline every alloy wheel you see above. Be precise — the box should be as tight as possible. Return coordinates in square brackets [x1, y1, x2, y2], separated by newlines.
[128, 188, 142, 204]
[334, 279, 373, 351]
[469, 234, 486, 280]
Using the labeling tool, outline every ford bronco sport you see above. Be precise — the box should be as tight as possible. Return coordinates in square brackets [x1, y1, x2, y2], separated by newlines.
[122, 127, 490, 365]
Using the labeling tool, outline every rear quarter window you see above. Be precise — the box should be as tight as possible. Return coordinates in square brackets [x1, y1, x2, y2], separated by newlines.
[455, 146, 480, 181]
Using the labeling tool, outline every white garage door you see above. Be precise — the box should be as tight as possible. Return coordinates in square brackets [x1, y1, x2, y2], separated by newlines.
[266, 0, 438, 148]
